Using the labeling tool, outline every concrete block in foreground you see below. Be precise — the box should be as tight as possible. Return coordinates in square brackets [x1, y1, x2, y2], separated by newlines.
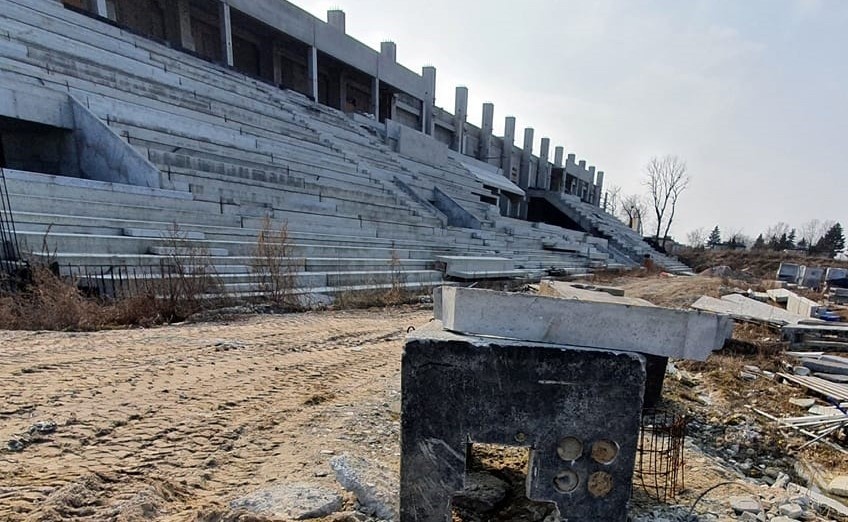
[401, 324, 646, 521]
[439, 287, 731, 361]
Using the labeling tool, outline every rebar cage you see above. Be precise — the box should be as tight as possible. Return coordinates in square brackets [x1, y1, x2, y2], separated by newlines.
[635, 408, 686, 503]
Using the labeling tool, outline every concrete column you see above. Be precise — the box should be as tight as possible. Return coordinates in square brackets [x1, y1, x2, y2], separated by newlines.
[91, 0, 108, 18]
[381, 41, 397, 62]
[218, 1, 234, 67]
[176, 0, 195, 51]
[501, 116, 516, 180]
[478, 102, 494, 162]
[588, 166, 596, 204]
[308, 46, 319, 101]
[518, 127, 534, 189]
[327, 10, 346, 33]
[422, 66, 436, 136]
[554, 146, 564, 168]
[538, 137, 551, 190]
[372, 77, 380, 118]
[452, 86, 468, 153]
[595, 170, 605, 207]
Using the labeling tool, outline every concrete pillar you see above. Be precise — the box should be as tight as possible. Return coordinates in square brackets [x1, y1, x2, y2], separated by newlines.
[588, 166, 596, 204]
[501, 116, 516, 180]
[381, 41, 397, 62]
[595, 170, 605, 207]
[218, 1, 234, 67]
[452, 86, 468, 153]
[372, 77, 380, 118]
[518, 127, 534, 189]
[327, 10, 346, 33]
[177, 0, 195, 51]
[422, 66, 436, 136]
[91, 0, 108, 18]
[478, 102, 494, 162]
[554, 146, 564, 168]
[308, 46, 319, 101]
[538, 137, 551, 190]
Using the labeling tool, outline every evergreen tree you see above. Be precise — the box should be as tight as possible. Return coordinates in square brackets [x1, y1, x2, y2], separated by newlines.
[707, 226, 721, 248]
[777, 233, 788, 251]
[787, 229, 797, 249]
[752, 234, 766, 250]
[814, 223, 845, 258]
[797, 238, 808, 251]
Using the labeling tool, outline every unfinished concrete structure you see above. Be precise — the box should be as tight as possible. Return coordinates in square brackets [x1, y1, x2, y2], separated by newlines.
[403, 324, 646, 521]
[0, 0, 689, 298]
[403, 289, 731, 520]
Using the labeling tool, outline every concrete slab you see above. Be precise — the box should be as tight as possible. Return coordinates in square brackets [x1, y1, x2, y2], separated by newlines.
[766, 288, 795, 304]
[402, 322, 646, 521]
[786, 293, 825, 318]
[691, 294, 808, 326]
[538, 280, 651, 306]
[437, 287, 732, 361]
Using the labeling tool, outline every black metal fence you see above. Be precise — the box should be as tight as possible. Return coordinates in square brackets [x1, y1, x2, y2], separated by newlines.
[0, 168, 23, 289]
[61, 261, 226, 301]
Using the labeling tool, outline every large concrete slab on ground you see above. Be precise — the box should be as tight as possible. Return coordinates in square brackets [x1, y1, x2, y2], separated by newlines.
[538, 280, 653, 306]
[402, 322, 646, 521]
[436, 287, 732, 361]
[691, 294, 810, 326]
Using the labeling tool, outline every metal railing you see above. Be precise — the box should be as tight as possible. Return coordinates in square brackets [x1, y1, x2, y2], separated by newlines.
[0, 167, 23, 289]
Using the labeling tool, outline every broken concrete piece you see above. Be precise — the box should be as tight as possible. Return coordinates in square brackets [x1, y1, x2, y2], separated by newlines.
[691, 294, 808, 326]
[730, 495, 762, 514]
[766, 288, 795, 304]
[402, 322, 646, 521]
[829, 476, 848, 498]
[438, 287, 731, 361]
[786, 293, 825, 318]
[538, 280, 652, 306]
[229, 483, 342, 520]
[788, 398, 815, 408]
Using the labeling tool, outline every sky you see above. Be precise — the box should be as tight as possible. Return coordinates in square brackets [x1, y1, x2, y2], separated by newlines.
[294, 0, 847, 243]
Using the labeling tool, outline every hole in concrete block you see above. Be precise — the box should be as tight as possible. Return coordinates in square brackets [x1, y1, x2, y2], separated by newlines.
[587, 471, 613, 497]
[452, 443, 559, 520]
[556, 436, 583, 461]
[590, 439, 619, 464]
[553, 469, 580, 494]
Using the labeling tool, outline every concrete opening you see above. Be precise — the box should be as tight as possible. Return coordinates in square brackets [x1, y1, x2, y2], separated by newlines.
[527, 196, 582, 230]
[451, 443, 559, 520]
[0, 117, 79, 177]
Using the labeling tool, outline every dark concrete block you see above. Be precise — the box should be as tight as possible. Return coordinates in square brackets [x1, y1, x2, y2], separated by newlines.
[401, 325, 646, 522]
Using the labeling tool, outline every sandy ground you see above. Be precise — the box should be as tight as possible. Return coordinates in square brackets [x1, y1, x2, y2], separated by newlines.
[2, 276, 846, 521]
[1, 307, 429, 521]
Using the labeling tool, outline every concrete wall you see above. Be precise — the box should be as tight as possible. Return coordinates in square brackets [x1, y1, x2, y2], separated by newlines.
[70, 97, 161, 188]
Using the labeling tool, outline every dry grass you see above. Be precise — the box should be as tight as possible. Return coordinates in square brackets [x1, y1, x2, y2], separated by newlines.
[250, 217, 302, 309]
[678, 248, 848, 279]
[333, 250, 420, 309]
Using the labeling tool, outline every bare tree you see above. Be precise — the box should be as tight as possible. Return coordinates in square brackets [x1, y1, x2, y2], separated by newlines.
[799, 219, 835, 247]
[619, 193, 649, 235]
[604, 185, 622, 216]
[763, 222, 792, 243]
[644, 155, 690, 247]
[686, 227, 707, 248]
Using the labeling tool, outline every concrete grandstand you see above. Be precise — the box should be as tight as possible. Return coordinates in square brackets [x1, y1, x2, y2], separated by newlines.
[0, 0, 690, 300]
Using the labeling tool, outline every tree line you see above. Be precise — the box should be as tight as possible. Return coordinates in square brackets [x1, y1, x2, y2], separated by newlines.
[689, 220, 846, 259]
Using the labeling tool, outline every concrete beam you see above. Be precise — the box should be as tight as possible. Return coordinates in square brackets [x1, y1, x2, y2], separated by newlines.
[218, 1, 234, 67]
[380, 41, 396, 63]
[372, 77, 380, 118]
[478, 102, 494, 162]
[437, 287, 733, 361]
[452, 86, 468, 153]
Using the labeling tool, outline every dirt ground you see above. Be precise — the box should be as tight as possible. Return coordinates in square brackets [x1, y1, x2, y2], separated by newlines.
[0, 307, 426, 521]
[2, 276, 847, 521]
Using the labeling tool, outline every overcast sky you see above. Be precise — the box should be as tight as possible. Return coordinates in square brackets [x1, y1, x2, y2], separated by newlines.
[295, 0, 847, 242]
